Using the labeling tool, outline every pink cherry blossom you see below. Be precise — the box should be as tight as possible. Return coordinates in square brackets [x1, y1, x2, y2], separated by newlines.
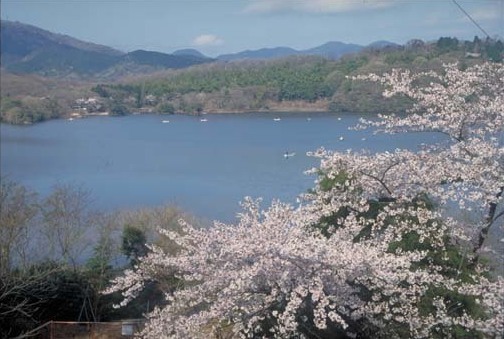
[106, 62, 503, 338]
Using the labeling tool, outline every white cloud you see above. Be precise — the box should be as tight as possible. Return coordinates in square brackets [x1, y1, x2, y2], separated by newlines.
[469, 8, 501, 21]
[192, 34, 224, 46]
[244, 0, 395, 14]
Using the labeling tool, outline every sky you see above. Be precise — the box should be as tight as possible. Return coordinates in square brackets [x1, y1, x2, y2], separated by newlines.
[1, 0, 503, 57]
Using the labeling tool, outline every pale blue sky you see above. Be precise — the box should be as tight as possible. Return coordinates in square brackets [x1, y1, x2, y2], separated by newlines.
[2, 0, 503, 57]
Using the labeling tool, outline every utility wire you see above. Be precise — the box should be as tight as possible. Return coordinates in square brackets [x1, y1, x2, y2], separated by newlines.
[451, 0, 491, 39]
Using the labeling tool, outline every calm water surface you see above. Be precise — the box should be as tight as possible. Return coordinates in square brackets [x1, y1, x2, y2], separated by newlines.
[1, 112, 442, 222]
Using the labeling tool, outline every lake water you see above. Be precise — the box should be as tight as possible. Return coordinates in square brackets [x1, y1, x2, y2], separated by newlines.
[1, 112, 443, 223]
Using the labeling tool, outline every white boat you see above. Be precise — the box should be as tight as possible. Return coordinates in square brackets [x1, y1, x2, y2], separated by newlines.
[161, 120, 170, 123]
[200, 118, 208, 122]
[284, 152, 296, 158]
[273, 118, 281, 121]
[339, 136, 344, 141]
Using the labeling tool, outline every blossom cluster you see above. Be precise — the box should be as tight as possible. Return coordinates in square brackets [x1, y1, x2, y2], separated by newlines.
[106, 62, 503, 338]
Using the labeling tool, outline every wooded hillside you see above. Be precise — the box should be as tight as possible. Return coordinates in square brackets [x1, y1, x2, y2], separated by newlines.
[1, 36, 502, 124]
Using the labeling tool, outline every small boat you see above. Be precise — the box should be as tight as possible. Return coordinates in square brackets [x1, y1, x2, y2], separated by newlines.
[284, 152, 296, 158]
[200, 118, 208, 122]
[339, 136, 344, 141]
[307, 117, 312, 121]
[68, 118, 74, 121]
[273, 118, 281, 121]
[337, 117, 342, 121]
[161, 120, 170, 123]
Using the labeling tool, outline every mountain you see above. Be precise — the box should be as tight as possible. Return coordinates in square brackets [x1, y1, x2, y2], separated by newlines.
[1, 21, 122, 64]
[366, 40, 400, 49]
[1, 20, 402, 78]
[218, 47, 299, 61]
[1, 20, 212, 77]
[124, 50, 212, 68]
[172, 49, 209, 59]
[217, 42, 365, 61]
[301, 41, 363, 59]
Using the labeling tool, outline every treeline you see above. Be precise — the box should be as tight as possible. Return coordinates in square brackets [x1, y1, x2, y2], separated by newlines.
[1, 36, 503, 124]
[91, 36, 503, 116]
[0, 95, 64, 124]
[0, 178, 194, 338]
[0, 71, 94, 124]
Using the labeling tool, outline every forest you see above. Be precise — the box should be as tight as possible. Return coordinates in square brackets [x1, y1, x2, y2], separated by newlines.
[1, 36, 502, 124]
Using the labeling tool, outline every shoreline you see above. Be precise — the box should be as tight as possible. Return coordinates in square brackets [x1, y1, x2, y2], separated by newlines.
[1, 105, 340, 126]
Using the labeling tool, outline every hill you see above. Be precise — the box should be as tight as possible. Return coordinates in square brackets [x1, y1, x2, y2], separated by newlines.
[124, 50, 213, 68]
[86, 36, 501, 119]
[216, 41, 397, 61]
[1, 21, 502, 125]
[217, 42, 362, 61]
[300, 41, 363, 59]
[0, 20, 123, 63]
[172, 49, 209, 58]
[0, 20, 213, 78]
[1, 20, 398, 77]
[218, 47, 299, 61]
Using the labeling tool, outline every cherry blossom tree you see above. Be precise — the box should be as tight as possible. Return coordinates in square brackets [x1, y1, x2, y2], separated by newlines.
[352, 62, 503, 255]
[106, 62, 503, 338]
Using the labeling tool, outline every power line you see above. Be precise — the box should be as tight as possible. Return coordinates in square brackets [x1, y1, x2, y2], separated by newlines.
[451, 0, 491, 38]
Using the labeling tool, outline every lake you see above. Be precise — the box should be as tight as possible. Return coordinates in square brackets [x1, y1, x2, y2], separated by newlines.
[1, 112, 443, 223]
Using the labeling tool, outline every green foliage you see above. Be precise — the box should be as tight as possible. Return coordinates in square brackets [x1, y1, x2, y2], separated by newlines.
[0, 95, 63, 124]
[126, 50, 210, 69]
[384, 50, 417, 66]
[318, 171, 350, 193]
[91, 84, 110, 98]
[485, 39, 503, 62]
[122, 225, 148, 264]
[335, 55, 369, 73]
[109, 101, 129, 116]
[309, 150, 500, 338]
[437, 37, 460, 52]
[6, 46, 119, 76]
[417, 286, 487, 338]
[86, 241, 114, 281]
[336, 86, 414, 114]
[157, 102, 175, 114]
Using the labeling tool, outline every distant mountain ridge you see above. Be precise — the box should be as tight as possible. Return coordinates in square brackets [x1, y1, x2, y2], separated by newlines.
[1, 20, 399, 78]
[301, 41, 363, 59]
[125, 49, 212, 68]
[172, 49, 209, 58]
[216, 40, 397, 61]
[1, 20, 124, 59]
[0, 20, 213, 77]
[366, 40, 401, 49]
[217, 47, 299, 61]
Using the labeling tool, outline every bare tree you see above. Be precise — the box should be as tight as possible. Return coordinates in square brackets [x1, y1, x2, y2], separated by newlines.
[40, 183, 96, 268]
[0, 177, 38, 275]
[0, 264, 60, 338]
